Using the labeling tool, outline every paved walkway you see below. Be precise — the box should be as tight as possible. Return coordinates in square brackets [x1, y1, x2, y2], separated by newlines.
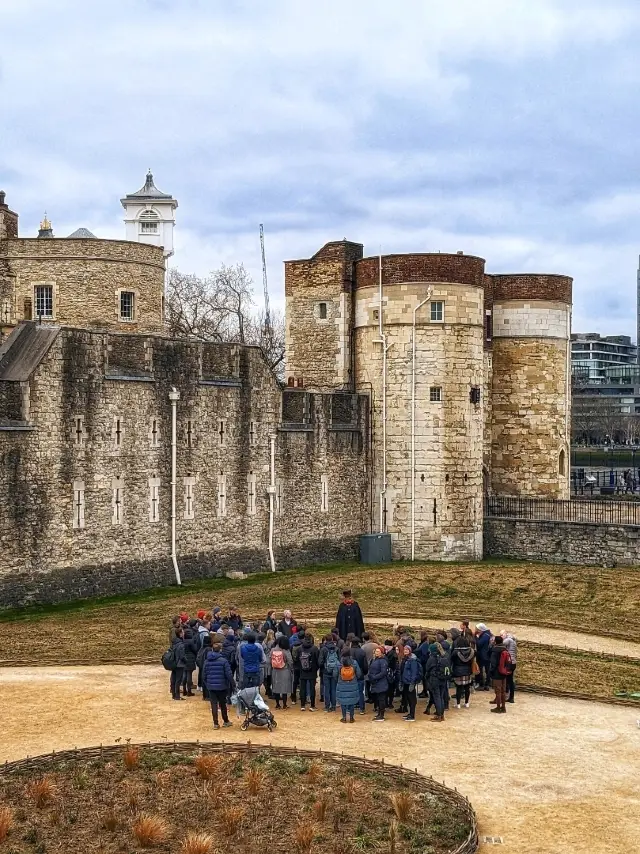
[1, 665, 638, 854]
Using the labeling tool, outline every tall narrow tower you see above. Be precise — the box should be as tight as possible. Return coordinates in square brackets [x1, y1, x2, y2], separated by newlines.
[121, 171, 178, 259]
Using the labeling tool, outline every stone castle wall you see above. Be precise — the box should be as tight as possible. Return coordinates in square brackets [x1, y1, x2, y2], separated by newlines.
[0, 330, 369, 607]
[354, 276, 484, 560]
[0, 238, 165, 334]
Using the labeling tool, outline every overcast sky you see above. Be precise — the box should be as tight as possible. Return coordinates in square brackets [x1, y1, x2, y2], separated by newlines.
[2, 0, 640, 336]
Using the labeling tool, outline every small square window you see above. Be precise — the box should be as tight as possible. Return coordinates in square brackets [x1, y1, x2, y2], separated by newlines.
[34, 285, 53, 318]
[430, 301, 444, 322]
[430, 386, 442, 402]
[120, 291, 135, 321]
[318, 302, 327, 320]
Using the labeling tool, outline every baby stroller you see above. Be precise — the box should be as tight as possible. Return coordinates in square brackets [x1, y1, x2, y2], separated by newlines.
[233, 686, 277, 732]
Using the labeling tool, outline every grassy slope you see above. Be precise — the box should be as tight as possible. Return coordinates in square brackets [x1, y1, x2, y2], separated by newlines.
[1, 560, 639, 699]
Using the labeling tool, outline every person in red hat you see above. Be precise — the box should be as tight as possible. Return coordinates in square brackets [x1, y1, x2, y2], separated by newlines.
[197, 609, 206, 621]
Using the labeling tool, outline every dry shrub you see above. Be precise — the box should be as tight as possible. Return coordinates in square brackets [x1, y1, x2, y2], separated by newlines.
[26, 777, 56, 808]
[343, 777, 358, 804]
[294, 824, 316, 854]
[389, 818, 398, 854]
[180, 831, 215, 854]
[0, 805, 13, 842]
[49, 808, 62, 827]
[333, 841, 353, 854]
[206, 786, 222, 808]
[390, 792, 412, 823]
[124, 782, 140, 812]
[103, 804, 118, 832]
[306, 762, 323, 783]
[219, 805, 245, 837]
[245, 768, 265, 796]
[132, 814, 170, 847]
[156, 770, 172, 789]
[312, 796, 328, 822]
[194, 755, 221, 781]
[123, 745, 140, 771]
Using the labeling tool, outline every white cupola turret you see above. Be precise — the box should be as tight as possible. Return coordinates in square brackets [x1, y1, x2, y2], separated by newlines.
[120, 170, 178, 258]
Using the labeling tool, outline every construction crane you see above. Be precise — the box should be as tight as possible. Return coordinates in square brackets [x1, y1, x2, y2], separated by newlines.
[259, 223, 272, 341]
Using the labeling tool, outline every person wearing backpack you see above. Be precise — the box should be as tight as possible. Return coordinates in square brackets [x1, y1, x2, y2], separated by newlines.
[169, 627, 187, 701]
[489, 635, 512, 713]
[240, 632, 265, 689]
[319, 634, 341, 712]
[298, 634, 320, 711]
[368, 646, 389, 721]
[399, 645, 420, 722]
[425, 641, 452, 722]
[350, 637, 368, 714]
[269, 635, 294, 710]
[336, 652, 362, 723]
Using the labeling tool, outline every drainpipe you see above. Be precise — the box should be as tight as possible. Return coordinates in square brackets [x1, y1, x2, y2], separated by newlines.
[267, 432, 277, 572]
[411, 290, 433, 561]
[168, 387, 182, 586]
[373, 249, 390, 533]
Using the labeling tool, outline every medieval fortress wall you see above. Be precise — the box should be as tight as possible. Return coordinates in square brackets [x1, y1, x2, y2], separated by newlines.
[0, 185, 572, 606]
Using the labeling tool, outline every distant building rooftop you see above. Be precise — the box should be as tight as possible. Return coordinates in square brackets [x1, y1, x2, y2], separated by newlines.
[67, 227, 97, 239]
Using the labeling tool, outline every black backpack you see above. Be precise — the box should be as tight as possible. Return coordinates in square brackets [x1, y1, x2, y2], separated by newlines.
[161, 646, 176, 671]
[435, 652, 452, 680]
[300, 648, 312, 670]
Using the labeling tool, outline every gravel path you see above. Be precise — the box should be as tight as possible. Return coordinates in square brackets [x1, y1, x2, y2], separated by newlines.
[1, 664, 638, 854]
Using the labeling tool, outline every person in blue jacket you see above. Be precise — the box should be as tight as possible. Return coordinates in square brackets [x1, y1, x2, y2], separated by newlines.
[368, 646, 389, 721]
[400, 645, 421, 722]
[240, 632, 264, 688]
[474, 623, 493, 690]
[203, 642, 235, 729]
[336, 653, 362, 723]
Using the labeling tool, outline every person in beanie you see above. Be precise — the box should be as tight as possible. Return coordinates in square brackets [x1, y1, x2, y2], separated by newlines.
[335, 590, 365, 642]
[368, 646, 389, 721]
[203, 642, 235, 729]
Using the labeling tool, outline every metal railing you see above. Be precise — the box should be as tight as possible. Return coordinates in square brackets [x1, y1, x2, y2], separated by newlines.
[485, 496, 640, 526]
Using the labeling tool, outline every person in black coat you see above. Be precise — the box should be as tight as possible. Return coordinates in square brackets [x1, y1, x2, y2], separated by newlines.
[384, 641, 398, 709]
[181, 628, 198, 696]
[368, 647, 389, 721]
[170, 629, 186, 701]
[335, 590, 365, 641]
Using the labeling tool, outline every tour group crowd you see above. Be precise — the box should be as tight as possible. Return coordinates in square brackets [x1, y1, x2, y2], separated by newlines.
[165, 591, 518, 729]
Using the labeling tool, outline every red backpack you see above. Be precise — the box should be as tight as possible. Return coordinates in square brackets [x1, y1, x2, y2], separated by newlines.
[498, 649, 514, 677]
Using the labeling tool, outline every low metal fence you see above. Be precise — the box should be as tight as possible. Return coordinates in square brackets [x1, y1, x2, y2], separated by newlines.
[485, 496, 640, 526]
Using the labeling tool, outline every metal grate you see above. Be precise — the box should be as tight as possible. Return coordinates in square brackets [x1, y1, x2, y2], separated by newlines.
[485, 496, 640, 527]
[481, 837, 504, 845]
[282, 390, 308, 424]
[331, 392, 356, 426]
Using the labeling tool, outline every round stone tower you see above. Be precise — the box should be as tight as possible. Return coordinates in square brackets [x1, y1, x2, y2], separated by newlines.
[489, 274, 572, 498]
[354, 253, 485, 560]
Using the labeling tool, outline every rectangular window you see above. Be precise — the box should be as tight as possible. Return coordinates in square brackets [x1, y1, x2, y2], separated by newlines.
[217, 473, 227, 518]
[430, 386, 442, 402]
[430, 301, 444, 322]
[318, 302, 327, 320]
[1, 300, 10, 324]
[321, 474, 329, 513]
[34, 285, 53, 318]
[485, 310, 493, 340]
[372, 309, 379, 322]
[185, 419, 194, 448]
[150, 418, 160, 448]
[149, 477, 160, 523]
[249, 420, 257, 447]
[247, 472, 257, 516]
[119, 291, 135, 321]
[140, 222, 158, 234]
[73, 480, 85, 530]
[275, 479, 283, 516]
[112, 477, 124, 525]
[113, 417, 124, 448]
[73, 415, 85, 446]
[218, 419, 226, 447]
[183, 477, 195, 521]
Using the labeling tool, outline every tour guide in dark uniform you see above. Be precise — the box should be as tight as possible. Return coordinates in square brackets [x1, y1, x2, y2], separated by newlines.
[336, 589, 365, 641]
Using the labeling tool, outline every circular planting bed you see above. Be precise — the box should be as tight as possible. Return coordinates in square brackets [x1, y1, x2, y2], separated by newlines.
[0, 743, 477, 854]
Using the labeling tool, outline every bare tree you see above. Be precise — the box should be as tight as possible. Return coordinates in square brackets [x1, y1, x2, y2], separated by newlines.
[165, 264, 285, 380]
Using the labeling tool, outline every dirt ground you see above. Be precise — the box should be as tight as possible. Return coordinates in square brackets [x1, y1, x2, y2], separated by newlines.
[0, 665, 638, 854]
